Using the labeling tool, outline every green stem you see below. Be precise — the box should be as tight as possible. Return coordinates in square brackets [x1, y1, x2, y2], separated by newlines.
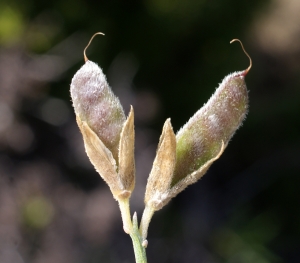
[130, 212, 148, 263]
[139, 205, 155, 241]
[118, 199, 148, 263]
[118, 198, 133, 234]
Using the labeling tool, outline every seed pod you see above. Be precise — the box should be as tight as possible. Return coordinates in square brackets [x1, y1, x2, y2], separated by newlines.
[172, 39, 250, 187]
[70, 33, 135, 201]
[71, 33, 126, 162]
[141, 39, 251, 241]
[143, 39, 251, 212]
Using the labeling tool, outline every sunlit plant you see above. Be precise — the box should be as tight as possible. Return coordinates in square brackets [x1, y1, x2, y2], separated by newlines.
[70, 32, 251, 263]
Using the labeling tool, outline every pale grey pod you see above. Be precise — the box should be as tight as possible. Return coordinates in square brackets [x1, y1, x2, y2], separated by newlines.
[172, 69, 249, 185]
[71, 60, 126, 163]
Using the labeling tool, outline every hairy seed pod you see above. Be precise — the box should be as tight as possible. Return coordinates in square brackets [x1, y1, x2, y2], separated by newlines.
[70, 33, 135, 201]
[70, 33, 126, 162]
[172, 39, 251, 186]
[144, 39, 251, 211]
[141, 39, 251, 241]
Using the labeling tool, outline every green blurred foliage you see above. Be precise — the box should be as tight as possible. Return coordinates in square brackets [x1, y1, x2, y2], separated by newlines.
[22, 195, 54, 229]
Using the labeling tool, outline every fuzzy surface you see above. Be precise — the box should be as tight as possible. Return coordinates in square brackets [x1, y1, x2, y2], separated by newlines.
[70, 60, 126, 161]
[173, 71, 248, 185]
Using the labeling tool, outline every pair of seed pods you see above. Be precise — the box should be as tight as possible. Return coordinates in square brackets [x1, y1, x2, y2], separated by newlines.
[70, 32, 251, 216]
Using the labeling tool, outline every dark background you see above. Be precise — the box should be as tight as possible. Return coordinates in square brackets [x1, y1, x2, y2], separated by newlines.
[0, 0, 299, 262]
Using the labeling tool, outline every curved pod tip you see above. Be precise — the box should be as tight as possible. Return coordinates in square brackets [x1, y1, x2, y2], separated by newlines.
[230, 39, 252, 76]
[84, 32, 105, 62]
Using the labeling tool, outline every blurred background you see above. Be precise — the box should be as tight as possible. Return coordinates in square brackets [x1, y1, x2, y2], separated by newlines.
[0, 0, 299, 262]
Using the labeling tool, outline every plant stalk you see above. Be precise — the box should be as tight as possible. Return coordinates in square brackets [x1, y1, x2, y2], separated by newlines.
[130, 212, 148, 263]
[118, 198, 133, 234]
[139, 205, 155, 241]
[118, 199, 148, 263]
